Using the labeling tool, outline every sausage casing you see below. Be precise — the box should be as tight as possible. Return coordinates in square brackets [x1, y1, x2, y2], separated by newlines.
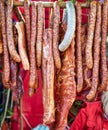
[29, 3, 38, 96]
[6, 2, 20, 62]
[76, 2, 83, 92]
[85, 1, 96, 69]
[86, 3, 101, 100]
[0, 1, 10, 88]
[98, 1, 108, 92]
[53, 2, 61, 70]
[24, 0, 31, 58]
[36, 2, 44, 68]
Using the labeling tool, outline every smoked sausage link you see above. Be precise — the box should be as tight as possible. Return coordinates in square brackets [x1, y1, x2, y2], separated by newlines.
[53, 2, 61, 70]
[85, 1, 96, 69]
[86, 3, 101, 100]
[36, 2, 44, 68]
[76, 2, 83, 92]
[29, 3, 38, 96]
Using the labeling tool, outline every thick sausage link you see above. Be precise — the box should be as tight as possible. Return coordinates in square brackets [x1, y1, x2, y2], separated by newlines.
[6, 2, 20, 62]
[53, 2, 61, 70]
[76, 2, 83, 92]
[29, 3, 38, 96]
[36, 2, 44, 68]
[0, 1, 10, 88]
[86, 3, 101, 100]
[85, 1, 96, 69]
[98, 2, 108, 93]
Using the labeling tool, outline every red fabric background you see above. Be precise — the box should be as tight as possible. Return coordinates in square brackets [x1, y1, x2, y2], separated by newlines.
[11, 0, 89, 129]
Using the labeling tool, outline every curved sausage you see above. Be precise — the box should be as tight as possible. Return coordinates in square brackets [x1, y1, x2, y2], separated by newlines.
[29, 3, 38, 96]
[98, 1, 108, 93]
[86, 3, 101, 100]
[76, 2, 83, 92]
[36, 2, 44, 68]
[53, 2, 61, 70]
[15, 22, 29, 70]
[59, 1, 76, 52]
[0, 1, 10, 88]
[85, 1, 96, 69]
[6, 2, 20, 62]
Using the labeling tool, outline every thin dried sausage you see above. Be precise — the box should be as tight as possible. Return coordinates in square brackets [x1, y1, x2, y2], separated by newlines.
[53, 2, 61, 70]
[36, 2, 44, 68]
[98, 1, 108, 93]
[76, 2, 83, 92]
[85, 1, 96, 69]
[29, 3, 38, 96]
[0, 1, 10, 88]
[24, 0, 31, 58]
[86, 3, 101, 100]
[7, 1, 20, 62]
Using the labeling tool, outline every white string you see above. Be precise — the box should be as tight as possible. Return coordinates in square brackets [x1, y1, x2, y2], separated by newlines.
[22, 113, 32, 129]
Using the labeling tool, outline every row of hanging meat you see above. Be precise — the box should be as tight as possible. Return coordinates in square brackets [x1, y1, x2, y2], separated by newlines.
[0, 0, 108, 129]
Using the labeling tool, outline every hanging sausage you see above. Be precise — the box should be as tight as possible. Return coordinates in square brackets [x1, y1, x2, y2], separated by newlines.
[76, 2, 83, 93]
[0, 1, 10, 88]
[28, 3, 38, 96]
[53, 2, 61, 70]
[86, 3, 101, 100]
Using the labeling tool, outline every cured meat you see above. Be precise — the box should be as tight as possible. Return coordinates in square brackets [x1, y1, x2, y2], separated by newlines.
[6, 1, 20, 62]
[85, 1, 96, 69]
[42, 29, 55, 124]
[86, 3, 101, 100]
[55, 38, 76, 129]
[0, 1, 10, 88]
[98, 1, 108, 92]
[76, 2, 83, 92]
[36, 2, 44, 68]
[24, 0, 31, 58]
[29, 3, 38, 96]
[53, 2, 61, 70]
[15, 22, 29, 70]
[0, 16, 3, 54]
[59, 1, 76, 52]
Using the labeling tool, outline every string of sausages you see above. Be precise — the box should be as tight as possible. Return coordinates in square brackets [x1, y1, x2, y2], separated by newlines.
[0, 0, 108, 129]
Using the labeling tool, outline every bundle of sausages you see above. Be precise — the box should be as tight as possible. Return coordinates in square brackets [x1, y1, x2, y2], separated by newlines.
[0, 0, 108, 129]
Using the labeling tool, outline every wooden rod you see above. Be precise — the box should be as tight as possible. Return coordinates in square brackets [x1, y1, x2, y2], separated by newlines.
[13, 1, 90, 8]
[20, 98, 23, 130]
